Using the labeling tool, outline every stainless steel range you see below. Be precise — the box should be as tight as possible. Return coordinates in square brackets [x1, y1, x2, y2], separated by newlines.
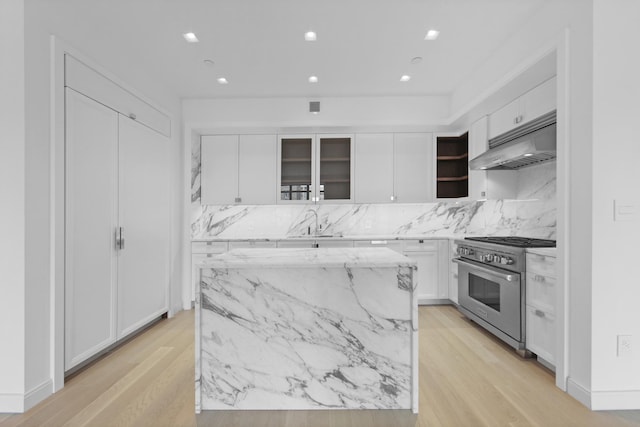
[454, 236, 556, 356]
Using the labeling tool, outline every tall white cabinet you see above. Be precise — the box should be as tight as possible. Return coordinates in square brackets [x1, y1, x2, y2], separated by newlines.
[64, 56, 170, 371]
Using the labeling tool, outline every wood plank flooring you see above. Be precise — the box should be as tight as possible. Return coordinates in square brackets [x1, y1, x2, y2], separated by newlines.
[2, 306, 639, 427]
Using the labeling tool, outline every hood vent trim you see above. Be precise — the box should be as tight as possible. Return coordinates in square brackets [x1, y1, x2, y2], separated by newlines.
[469, 111, 557, 171]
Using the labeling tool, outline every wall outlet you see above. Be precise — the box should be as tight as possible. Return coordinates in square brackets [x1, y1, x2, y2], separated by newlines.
[617, 335, 633, 357]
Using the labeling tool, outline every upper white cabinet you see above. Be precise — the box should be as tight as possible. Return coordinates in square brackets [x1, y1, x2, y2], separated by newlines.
[277, 134, 354, 203]
[355, 133, 433, 203]
[354, 134, 394, 203]
[395, 133, 434, 203]
[201, 134, 277, 205]
[488, 76, 557, 139]
[468, 117, 488, 200]
[65, 55, 171, 137]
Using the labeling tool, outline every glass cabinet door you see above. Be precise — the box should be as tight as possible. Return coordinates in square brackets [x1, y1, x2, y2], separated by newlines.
[318, 136, 352, 201]
[280, 137, 313, 201]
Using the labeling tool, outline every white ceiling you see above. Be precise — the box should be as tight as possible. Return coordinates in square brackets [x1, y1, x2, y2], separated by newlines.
[34, 0, 550, 100]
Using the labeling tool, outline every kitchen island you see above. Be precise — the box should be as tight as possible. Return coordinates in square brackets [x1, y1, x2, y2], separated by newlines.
[195, 247, 418, 413]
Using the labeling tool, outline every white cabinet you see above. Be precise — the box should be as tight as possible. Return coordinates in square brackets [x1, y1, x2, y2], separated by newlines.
[525, 250, 557, 369]
[448, 240, 460, 304]
[276, 239, 354, 248]
[403, 239, 449, 304]
[65, 88, 169, 371]
[354, 133, 433, 203]
[354, 134, 394, 203]
[201, 134, 277, 205]
[278, 134, 354, 204]
[488, 76, 557, 139]
[468, 117, 488, 200]
[394, 133, 434, 203]
[65, 55, 171, 137]
[353, 239, 404, 253]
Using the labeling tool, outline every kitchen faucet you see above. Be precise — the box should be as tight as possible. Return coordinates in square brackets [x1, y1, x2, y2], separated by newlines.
[304, 208, 320, 236]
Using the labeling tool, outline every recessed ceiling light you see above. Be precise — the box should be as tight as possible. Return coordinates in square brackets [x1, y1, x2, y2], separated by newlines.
[523, 153, 533, 157]
[217, 77, 228, 84]
[203, 59, 215, 66]
[304, 31, 317, 41]
[400, 75, 411, 82]
[425, 29, 440, 40]
[308, 75, 318, 83]
[183, 32, 199, 43]
[411, 57, 423, 65]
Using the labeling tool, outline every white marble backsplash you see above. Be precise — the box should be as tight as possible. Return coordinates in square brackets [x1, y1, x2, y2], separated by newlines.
[191, 199, 556, 240]
[190, 139, 556, 240]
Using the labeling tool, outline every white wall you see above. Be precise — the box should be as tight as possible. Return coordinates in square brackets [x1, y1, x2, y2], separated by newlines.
[455, 0, 640, 410]
[591, 0, 640, 408]
[24, 0, 55, 404]
[0, 0, 27, 412]
[183, 95, 451, 131]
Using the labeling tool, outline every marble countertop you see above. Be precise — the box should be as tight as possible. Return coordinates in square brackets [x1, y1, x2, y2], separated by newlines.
[192, 234, 466, 243]
[198, 247, 417, 269]
[526, 247, 557, 256]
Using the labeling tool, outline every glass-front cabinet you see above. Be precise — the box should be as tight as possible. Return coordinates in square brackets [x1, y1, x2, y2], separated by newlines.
[278, 134, 354, 203]
[279, 136, 314, 201]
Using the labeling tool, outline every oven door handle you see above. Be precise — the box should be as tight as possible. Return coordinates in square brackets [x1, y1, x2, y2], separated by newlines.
[453, 258, 517, 282]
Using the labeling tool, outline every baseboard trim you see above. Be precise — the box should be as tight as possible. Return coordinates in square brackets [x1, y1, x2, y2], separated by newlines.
[567, 378, 591, 409]
[0, 393, 25, 413]
[24, 379, 53, 412]
[591, 390, 640, 411]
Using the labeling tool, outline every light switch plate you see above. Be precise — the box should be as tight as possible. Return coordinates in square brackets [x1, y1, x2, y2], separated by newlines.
[614, 199, 637, 222]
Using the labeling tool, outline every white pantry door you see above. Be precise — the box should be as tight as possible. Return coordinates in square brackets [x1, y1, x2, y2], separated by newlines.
[64, 88, 119, 370]
[117, 116, 169, 339]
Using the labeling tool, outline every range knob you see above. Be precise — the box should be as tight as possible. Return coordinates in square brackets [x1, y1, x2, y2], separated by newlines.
[457, 247, 475, 256]
[500, 256, 514, 265]
[484, 253, 494, 262]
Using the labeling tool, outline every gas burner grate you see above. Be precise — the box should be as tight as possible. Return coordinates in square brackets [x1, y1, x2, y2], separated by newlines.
[464, 236, 556, 248]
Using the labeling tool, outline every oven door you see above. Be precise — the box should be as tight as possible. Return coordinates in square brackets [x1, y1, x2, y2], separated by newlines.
[455, 258, 522, 341]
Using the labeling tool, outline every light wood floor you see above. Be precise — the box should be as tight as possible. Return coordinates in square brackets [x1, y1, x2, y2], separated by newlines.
[2, 306, 640, 427]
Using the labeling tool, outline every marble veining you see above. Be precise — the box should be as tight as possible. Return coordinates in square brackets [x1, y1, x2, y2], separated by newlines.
[201, 247, 417, 269]
[190, 137, 556, 241]
[196, 248, 418, 412]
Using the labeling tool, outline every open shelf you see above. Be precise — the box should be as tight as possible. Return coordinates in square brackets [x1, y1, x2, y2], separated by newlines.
[437, 175, 469, 182]
[437, 132, 469, 198]
[437, 153, 468, 161]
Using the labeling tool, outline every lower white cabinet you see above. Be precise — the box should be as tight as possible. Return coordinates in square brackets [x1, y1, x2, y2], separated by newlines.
[276, 239, 354, 248]
[353, 239, 404, 253]
[403, 240, 449, 305]
[525, 250, 557, 369]
[448, 240, 459, 304]
[65, 88, 170, 371]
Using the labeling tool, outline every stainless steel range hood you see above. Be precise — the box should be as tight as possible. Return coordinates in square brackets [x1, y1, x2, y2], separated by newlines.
[469, 111, 556, 170]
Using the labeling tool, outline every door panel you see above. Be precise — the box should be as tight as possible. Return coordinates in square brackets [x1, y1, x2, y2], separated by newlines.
[117, 115, 169, 339]
[394, 133, 433, 203]
[354, 134, 394, 203]
[201, 135, 239, 205]
[239, 135, 277, 204]
[64, 88, 118, 370]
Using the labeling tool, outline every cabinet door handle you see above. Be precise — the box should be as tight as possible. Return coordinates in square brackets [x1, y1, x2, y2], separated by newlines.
[115, 227, 125, 250]
[534, 309, 546, 318]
